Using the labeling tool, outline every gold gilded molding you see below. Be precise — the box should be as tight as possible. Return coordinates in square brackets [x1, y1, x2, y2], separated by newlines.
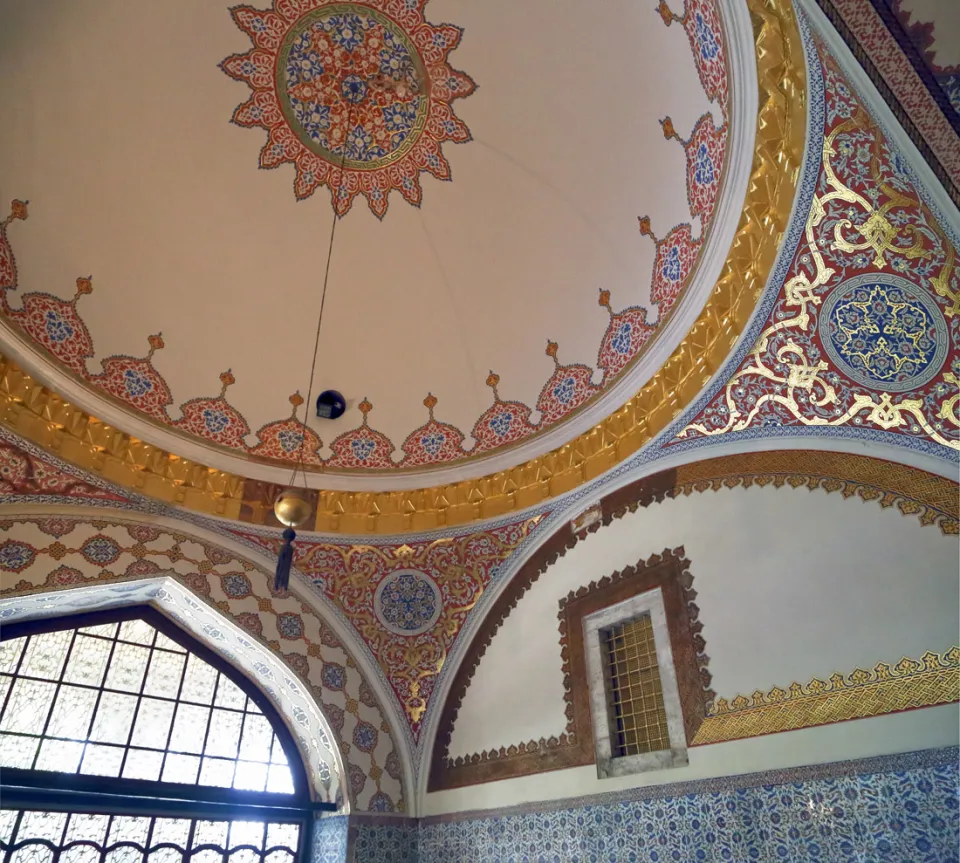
[694, 648, 960, 745]
[0, 356, 245, 519]
[0, 0, 806, 533]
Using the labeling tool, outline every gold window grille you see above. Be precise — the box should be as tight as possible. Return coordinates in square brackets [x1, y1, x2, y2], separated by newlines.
[601, 614, 670, 757]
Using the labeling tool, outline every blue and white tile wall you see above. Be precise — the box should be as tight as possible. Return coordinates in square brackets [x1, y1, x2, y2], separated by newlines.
[417, 761, 958, 862]
[312, 815, 349, 863]
[318, 750, 958, 862]
[350, 819, 420, 862]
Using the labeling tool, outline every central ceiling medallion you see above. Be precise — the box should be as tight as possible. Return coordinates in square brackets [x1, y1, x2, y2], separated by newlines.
[221, 0, 476, 217]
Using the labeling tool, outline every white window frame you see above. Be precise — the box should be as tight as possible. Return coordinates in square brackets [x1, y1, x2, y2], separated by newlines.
[582, 586, 688, 779]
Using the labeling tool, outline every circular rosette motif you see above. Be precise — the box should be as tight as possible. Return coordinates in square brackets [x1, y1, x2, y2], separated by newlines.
[374, 568, 442, 635]
[221, 0, 476, 217]
[821, 274, 948, 393]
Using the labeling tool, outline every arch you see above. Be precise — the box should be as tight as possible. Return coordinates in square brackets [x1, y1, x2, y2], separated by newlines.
[425, 449, 959, 791]
[0, 576, 346, 808]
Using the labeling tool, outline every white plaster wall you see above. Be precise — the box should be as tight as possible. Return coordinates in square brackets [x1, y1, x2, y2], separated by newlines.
[427, 704, 959, 815]
[447, 485, 959, 760]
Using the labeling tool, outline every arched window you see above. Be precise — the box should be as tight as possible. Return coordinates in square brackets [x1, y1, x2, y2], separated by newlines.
[0, 607, 335, 863]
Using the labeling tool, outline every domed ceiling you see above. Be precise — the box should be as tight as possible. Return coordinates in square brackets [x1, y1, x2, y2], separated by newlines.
[0, 0, 747, 488]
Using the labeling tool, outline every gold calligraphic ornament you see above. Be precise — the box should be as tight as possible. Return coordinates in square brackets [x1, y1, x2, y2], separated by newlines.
[0, 0, 806, 534]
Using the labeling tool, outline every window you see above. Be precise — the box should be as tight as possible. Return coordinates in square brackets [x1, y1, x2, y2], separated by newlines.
[0, 607, 334, 863]
[583, 588, 689, 778]
[601, 614, 670, 757]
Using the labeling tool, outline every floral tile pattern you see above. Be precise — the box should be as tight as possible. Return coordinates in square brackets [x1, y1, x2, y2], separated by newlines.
[411, 760, 958, 863]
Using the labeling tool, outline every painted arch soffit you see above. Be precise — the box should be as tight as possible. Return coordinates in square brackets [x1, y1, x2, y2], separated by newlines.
[0, 514, 412, 815]
[0, 0, 804, 534]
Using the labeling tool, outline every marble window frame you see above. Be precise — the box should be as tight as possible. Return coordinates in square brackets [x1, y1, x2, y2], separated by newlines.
[583, 588, 689, 778]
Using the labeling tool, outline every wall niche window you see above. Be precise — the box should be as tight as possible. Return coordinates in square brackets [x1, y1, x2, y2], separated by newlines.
[0, 606, 335, 863]
[601, 613, 671, 758]
[583, 588, 689, 778]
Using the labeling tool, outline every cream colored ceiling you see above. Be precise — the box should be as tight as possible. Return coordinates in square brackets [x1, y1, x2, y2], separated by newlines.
[0, 0, 738, 484]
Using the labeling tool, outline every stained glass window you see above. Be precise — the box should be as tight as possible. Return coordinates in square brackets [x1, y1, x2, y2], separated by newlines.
[0, 619, 294, 793]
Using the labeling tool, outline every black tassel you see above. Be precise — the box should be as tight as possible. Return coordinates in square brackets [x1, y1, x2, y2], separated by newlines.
[274, 526, 296, 591]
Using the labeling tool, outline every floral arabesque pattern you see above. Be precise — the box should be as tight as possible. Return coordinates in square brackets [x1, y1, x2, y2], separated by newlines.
[680, 48, 960, 452]
[0, 517, 406, 813]
[236, 516, 543, 740]
[220, 0, 476, 218]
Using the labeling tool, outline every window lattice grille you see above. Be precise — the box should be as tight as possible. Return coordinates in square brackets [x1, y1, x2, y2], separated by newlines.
[0, 619, 294, 793]
[601, 614, 670, 757]
[0, 810, 300, 863]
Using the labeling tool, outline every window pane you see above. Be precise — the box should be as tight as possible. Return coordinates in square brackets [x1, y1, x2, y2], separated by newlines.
[205, 709, 242, 758]
[228, 822, 264, 851]
[80, 623, 118, 638]
[0, 731, 37, 767]
[18, 811, 68, 843]
[104, 643, 150, 693]
[170, 704, 210, 754]
[142, 651, 185, 699]
[233, 760, 267, 792]
[150, 819, 191, 847]
[238, 715, 273, 763]
[64, 813, 110, 844]
[20, 631, 72, 681]
[0, 637, 25, 674]
[118, 620, 156, 647]
[46, 685, 99, 738]
[153, 632, 185, 653]
[161, 753, 200, 784]
[0, 678, 56, 733]
[90, 691, 138, 744]
[192, 821, 229, 849]
[79, 742, 125, 776]
[130, 698, 175, 749]
[266, 764, 294, 795]
[34, 739, 84, 773]
[63, 635, 112, 687]
[122, 747, 164, 781]
[265, 824, 299, 853]
[0, 809, 18, 843]
[10, 844, 55, 863]
[180, 656, 217, 705]
[214, 676, 246, 710]
[108, 816, 151, 845]
[3, 813, 300, 863]
[199, 756, 236, 788]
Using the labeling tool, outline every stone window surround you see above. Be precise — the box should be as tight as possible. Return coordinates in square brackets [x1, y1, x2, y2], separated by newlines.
[583, 587, 689, 778]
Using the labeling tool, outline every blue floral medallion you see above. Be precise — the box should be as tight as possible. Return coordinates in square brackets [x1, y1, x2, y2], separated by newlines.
[374, 569, 442, 636]
[278, 5, 428, 170]
[821, 274, 948, 393]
